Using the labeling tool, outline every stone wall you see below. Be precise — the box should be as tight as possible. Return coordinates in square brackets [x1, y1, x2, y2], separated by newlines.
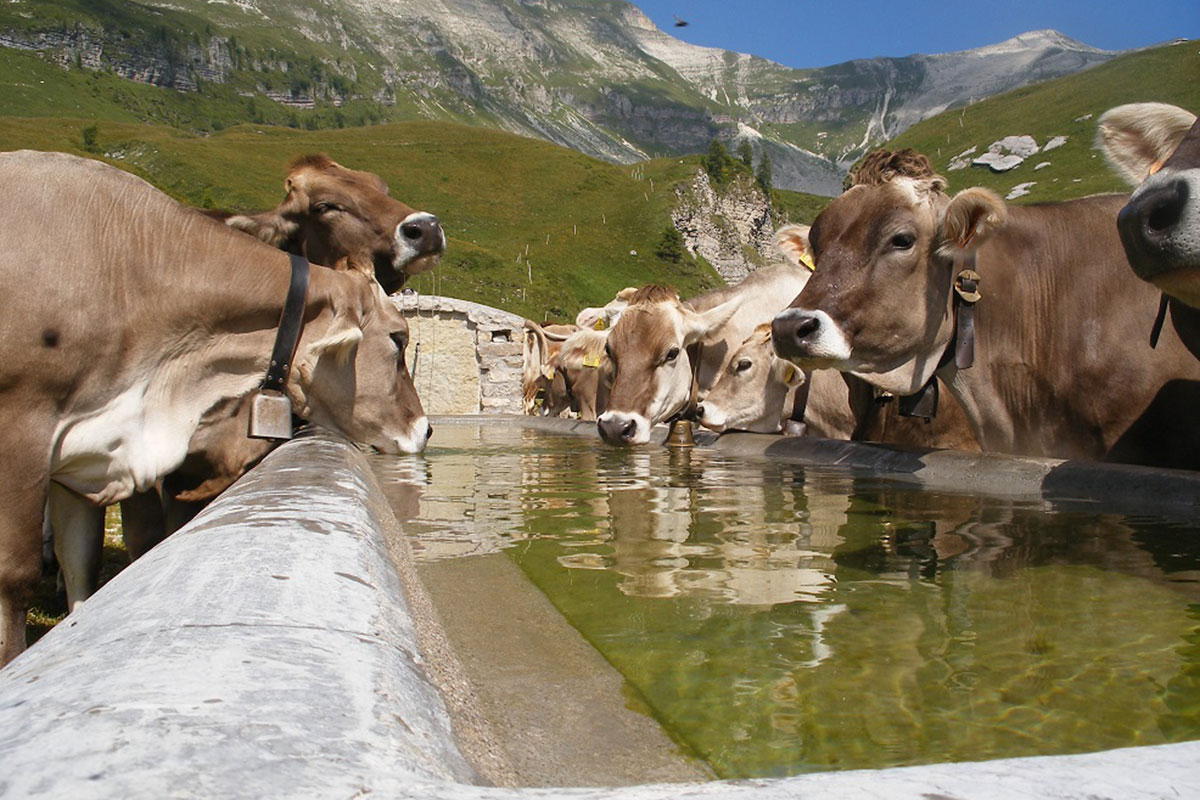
[393, 293, 525, 415]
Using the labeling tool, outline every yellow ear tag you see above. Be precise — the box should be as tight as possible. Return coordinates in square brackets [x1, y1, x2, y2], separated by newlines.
[798, 251, 815, 271]
[547, 368, 556, 379]
[782, 365, 796, 384]
[593, 317, 606, 330]
[582, 355, 602, 368]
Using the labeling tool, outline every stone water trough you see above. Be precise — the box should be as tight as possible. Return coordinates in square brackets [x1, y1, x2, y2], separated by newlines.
[0, 420, 1196, 799]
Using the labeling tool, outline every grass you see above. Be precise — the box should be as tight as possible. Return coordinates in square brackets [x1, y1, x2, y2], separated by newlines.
[886, 40, 1200, 202]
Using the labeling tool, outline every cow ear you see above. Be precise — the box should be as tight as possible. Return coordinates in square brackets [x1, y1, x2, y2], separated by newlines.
[682, 297, 743, 345]
[226, 208, 301, 249]
[775, 224, 815, 270]
[771, 356, 806, 388]
[1097, 103, 1197, 185]
[939, 187, 1007, 257]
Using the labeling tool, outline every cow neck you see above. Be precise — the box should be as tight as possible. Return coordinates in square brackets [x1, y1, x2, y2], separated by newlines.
[674, 341, 704, 423]
[261, 253, 312, 393]
[897, 253, 980, 419]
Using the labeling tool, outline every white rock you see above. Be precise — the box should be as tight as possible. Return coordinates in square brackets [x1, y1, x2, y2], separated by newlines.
[1006, 182, 1036, 199]
[948, 145, 978, 171]
[1034, 161, 1052, 170]
[973, 152, 1025, 172]
[989, 135, 1039, 158]
[1043, 135, 1068, 151]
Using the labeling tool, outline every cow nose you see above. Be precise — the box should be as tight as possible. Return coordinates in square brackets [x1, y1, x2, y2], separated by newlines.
[1121, 178, 1188, 246]
[771, 311, 820, 359]
[694, 403, 705, 419]
[597, 415, 637, 445]
[399, 213, 445, 256]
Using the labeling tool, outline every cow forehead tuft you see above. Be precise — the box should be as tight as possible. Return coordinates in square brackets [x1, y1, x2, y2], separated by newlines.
[628, 284, 679, 305]
[609, 304, 679, 353]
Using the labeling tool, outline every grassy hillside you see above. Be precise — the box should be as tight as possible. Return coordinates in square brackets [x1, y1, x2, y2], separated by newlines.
[0, 114, 751, 319]
[886, 40, 1200, 202]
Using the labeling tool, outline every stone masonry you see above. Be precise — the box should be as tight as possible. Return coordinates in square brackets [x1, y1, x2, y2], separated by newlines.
[393, 292, 525, 415]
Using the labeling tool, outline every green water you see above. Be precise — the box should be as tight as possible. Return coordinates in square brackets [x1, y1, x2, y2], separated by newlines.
[371, 424, 1200, 778]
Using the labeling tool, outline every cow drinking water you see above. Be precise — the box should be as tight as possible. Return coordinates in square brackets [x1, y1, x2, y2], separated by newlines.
[0, 151, 430, 665]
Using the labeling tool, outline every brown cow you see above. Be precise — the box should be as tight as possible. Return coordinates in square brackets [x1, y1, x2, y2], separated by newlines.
[1099, 103, 1200, 363]
[221, 154, 445, 295]
[51, 155, 448, 608]
[553, 327, 612, 421]
[771, 149, 1200, 468]
[522, 321, 578, 416]
[1098, 103, 1200, 307]
[0, 151, 429, 664]
[597, 263, 818, 445]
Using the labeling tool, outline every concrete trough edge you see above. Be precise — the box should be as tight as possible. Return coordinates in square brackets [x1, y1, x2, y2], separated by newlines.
[0, 423, 1194, 799]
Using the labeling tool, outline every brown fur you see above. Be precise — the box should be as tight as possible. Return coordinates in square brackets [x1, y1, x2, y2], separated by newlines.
[628, 285, 680, 306]
[846, 149, 947, 191]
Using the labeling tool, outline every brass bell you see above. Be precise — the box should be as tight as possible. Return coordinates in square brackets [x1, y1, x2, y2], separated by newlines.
[665, 418, 696, 448]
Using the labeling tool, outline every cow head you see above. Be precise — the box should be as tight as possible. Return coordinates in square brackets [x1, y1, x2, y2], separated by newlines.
[597, 286, 741, 445]
[555, 328, 611, 421]
[227, 154, 445, 294]
[1098, 103, 1200, 307]
[522, 321, 577, 416]
[772, 149, 1006, 395]
[697, 324, 806, 434]
[289, 270, 430, 454]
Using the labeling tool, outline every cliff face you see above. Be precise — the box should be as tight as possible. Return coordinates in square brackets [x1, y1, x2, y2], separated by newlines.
[0, 0, 1116, 193]
[672, 171, 775, 284]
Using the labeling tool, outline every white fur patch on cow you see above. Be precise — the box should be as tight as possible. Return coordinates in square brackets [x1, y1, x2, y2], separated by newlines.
[392, 415, 432, 454]
[774, 308, 853, 364]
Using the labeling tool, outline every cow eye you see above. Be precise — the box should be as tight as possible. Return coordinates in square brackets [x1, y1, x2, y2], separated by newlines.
[313, 202, 340, 215]
[664, 347, 680, 364]
[390, 331, 408, 353]
[736, 359, 752, 373]
[890, 232, 916, 250]
[605, 343, 616, 364]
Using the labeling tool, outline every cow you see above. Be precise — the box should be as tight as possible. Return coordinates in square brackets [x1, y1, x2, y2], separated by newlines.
[522, 321, 578, 416]
[552, 327, 612, 421]
[1098, 103, 1200, 307]
[49, 154, 448, 608]
[218, 154, 445, 295]
[0, 150, 430, 665]
[696, 323, 853, 436]
[597, 262, 815, 445]
[771, 148, 1200, 469]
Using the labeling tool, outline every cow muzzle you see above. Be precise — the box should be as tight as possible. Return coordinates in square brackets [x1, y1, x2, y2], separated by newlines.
[387, 416, 433, 455]
[397, 212, 445, 265]
[1118, 173, 1200, 305]
[597, 411, 648, 446]
[771, 308, 852, 367]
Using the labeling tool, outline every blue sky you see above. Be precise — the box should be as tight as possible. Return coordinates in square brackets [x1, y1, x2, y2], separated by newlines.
[631, 0, 1199, 68]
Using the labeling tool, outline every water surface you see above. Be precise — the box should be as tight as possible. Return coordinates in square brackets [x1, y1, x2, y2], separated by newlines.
[371, 424, 1200, 778]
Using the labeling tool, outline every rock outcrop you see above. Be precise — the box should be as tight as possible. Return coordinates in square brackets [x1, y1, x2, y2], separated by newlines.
[671, 170, 774, 284]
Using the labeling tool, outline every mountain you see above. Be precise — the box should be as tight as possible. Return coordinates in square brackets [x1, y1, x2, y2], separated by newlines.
[0, 0, 1118, 193]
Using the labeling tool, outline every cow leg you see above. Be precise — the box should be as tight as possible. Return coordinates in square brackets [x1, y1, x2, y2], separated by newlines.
[46, 482, 104, 612]
[119, 488, 167, 561]
[164, 497, 206, 537]
[0, 464, 49, 666]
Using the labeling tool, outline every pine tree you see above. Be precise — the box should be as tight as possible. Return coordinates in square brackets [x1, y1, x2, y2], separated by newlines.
[703, 138, 733, 185]
[655, 226, 686, 263]
[736, 139, 754, 167]
[756, 151, 773, 193]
